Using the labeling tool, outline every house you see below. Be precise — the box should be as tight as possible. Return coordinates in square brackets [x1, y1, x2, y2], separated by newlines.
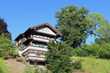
[15, 23, 62, 64]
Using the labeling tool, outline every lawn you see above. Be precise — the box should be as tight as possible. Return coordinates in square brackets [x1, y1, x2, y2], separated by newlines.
[0, 58, 9, 73]
[72, 57, 110, 73]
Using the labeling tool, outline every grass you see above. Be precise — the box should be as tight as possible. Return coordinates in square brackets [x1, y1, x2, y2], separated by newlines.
[0, 58, 9, 73]
[0, 56, 110, 73]
[72, 56, 110, 73]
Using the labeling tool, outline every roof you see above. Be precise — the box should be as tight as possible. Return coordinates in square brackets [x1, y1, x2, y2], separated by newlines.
[15, 23, 62, 41]
[29, 23, 62, 36]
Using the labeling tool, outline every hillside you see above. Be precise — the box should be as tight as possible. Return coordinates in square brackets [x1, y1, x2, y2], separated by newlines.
[5, 59, 25, 73]
[2, 57, 110, 73]
[72, 57, 110, 73]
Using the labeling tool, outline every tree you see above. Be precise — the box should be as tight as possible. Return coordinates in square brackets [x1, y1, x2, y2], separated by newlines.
[56, 6, 96, 48]
[46, 42, 80, 73]
[88, 13, 110, 44]
[0, 18, 11, 40]
[0, 34, 17, 58]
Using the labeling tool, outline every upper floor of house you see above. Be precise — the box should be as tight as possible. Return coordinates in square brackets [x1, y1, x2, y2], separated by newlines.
[15, 23, 62, 47]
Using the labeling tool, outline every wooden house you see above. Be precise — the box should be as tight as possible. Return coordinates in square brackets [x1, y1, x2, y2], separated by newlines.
[15, 23, 62, 64]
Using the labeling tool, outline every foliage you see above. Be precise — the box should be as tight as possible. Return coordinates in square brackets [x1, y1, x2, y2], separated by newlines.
[73, 43, 110, 59]
[46, 41, 80, 73]
[24, 65, 37, 73]
[0, 18, 11, 39]
[73, 44, 98, 57]
[0, 35, 17, 58]
[96, 43, 110, 59]
[0, 58, 8, 73]
[56, 5, 96, 48]
[88, 13, 110, 44]
[23, 65, 50, 73]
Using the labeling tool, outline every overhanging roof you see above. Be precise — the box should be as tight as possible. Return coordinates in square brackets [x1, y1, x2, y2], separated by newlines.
[15, 23, 62, 41]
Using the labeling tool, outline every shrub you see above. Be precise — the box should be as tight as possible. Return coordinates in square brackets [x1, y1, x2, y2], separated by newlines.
[24, 65, 37, 73]
[97, 43, 110, 59]
[73, 45, 96, 57]
[73, 43, 110, 59]
[24, 65, 49, 73]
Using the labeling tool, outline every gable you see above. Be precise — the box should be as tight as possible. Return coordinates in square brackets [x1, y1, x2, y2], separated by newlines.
[37, 27, 56, 36]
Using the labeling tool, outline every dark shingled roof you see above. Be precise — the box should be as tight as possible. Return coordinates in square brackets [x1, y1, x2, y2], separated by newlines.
[29, 23, 62, 36]
[15, 23, 62, 41]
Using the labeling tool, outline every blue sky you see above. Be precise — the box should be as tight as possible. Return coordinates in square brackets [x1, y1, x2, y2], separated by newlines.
[0, 0, 110, 43]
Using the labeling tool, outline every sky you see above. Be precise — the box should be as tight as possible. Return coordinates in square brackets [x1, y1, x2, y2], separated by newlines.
[0, 0, 110, 43]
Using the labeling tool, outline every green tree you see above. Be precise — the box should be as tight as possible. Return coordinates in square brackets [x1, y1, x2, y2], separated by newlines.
[0, 18, 11, 40]
[0, 35, 17, 58]
[89, 13, 110, 44]
[56, 6, 96, 48]
[46, 42, 80, 73]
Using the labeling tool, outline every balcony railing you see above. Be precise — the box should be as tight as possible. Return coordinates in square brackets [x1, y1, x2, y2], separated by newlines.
[31, 35, 54, 43]
[26, 56, 45, 61]
[32, 37, 49, 43]
[19, 46, 48, 56]
[19, 46, 47, 61]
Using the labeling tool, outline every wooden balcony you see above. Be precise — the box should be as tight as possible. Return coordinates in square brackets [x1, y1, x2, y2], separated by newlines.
[25, 54, 46, 61]
[32, 37, 49, 43]
[18, 46, 48, 61]
[19, 46, 48, 55]
[31, 35, 54, 43]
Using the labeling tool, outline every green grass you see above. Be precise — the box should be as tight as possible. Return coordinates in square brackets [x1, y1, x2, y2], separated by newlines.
[72, 57, 110, 73]
[0, 58, 9, 73]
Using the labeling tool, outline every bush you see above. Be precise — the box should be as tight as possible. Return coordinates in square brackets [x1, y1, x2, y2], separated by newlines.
[0, 58, 8, 73]
[24, 65, 49, 73]
[24, 65, 37, 73]
[73, 43, 110, 59]
[73, 44, 98, 57]
[97, 43, 110, 59]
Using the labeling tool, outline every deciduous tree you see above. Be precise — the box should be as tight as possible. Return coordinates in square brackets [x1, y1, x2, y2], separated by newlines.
[56, 6, 96, 48]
